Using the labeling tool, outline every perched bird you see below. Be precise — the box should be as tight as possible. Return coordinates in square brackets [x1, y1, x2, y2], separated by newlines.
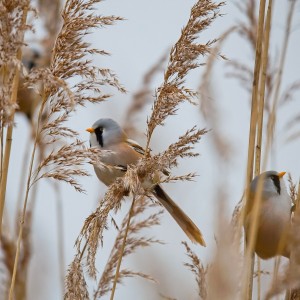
[244, 171, 291, 259]
[86, 118, 206, 246]
[18, 48, 42, 121]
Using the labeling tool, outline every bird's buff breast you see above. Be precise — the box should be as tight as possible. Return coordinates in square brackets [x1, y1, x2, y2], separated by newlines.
[93, 164, 125, 186]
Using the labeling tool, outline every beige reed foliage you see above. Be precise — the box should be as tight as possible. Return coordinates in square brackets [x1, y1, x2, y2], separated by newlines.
[23, 0, 125, 193]
[0, 0, 32, 126]
[94, 196, 163, 299]
[64, 258, 90, 300]
[7, 0, 123, 298]
[146, 0, 224, 148]
[68, 0, 223, 297]
[182, 241, 208, 299]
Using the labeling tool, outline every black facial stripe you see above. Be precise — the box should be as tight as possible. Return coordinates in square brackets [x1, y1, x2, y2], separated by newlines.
[271, 175, 281, 194]
[28, 60, 36, 70]
[94, 127, 103, 147]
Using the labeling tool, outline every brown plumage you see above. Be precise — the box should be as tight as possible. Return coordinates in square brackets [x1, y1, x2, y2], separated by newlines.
[244, 171, 291, 259]
[87, 118, 206, 246]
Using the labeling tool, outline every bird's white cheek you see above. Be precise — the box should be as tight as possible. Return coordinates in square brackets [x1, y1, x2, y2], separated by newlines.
[89, 133, 99, 147]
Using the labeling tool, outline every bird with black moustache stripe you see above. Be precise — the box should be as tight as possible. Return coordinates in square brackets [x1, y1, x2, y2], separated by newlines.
[86, 118, 206, 246]
[244, 171, 292, 259]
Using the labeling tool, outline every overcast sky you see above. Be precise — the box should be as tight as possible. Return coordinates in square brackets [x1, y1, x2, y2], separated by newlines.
[6, 1, 300, 299]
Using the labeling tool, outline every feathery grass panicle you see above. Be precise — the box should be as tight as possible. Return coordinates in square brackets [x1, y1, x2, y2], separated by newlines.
[139, 127, 208, 184]
[64, 258, 89, 300]
[23, 0, 125, 193]
[75, 166, 152, 279]
[76, 178, 128, 278]
[29, 0, 125, 136]
[0, 0, 32, 126]
[94, 196, 163, 299]
[114, 127, 209, 192]
[31, 141, 105, 193]
[146, 0, 224, 146]
[182, 241, 208, 299]
[8, 0, 123, 297]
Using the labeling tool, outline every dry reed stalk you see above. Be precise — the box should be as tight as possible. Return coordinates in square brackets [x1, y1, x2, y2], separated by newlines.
[253, 1, 273, 298]
[254, 0, 272, 176]
[259, 2, 296, 295]
[110, 196, 137, 300]
[0, 0, 30, 237]
[8, 99, 46, 300]
[54, 182, 66, 297]
[241, 1, 267, 299]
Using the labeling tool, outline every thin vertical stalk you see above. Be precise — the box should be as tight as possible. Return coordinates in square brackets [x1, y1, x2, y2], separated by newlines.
[8, 98, 46, 300]
[16, 137, 31, 218]
[254, 2, 272, 298]
[242, 0, 266, 299]
[0, 126, 3, 181]
[287, 182, 300, 300]
[255, 0, 272, 176]
[257, 258, 261, 300]
[110, 196, 137, 300]
[0, 3, 29, 237]
[245, 0, 266, 188]
[54, 183, 65, 297]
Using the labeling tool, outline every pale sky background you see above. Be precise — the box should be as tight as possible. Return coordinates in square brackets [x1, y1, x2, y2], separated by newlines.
[5, 0, 300, 299]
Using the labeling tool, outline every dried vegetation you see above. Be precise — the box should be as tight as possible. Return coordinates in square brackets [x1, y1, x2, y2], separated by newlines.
[0, 0, 299, 299]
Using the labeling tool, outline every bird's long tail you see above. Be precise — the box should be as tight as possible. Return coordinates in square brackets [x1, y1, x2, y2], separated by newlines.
[154, 185, 206, 246]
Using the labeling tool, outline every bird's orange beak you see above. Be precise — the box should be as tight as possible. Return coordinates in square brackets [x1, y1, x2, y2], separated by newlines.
[86, 127, 95, 133]
[278, 171, 286, 178]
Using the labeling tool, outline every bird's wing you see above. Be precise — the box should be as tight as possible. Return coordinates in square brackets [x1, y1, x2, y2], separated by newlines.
[125, 139, 169, 176]
[126, 139, 145, 155]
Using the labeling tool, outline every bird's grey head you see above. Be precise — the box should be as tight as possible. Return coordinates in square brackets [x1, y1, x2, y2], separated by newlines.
[86, 118, 127, 148]
[250, 170, 286, 198]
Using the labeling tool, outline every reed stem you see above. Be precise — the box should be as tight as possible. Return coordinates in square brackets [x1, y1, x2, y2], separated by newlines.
[110, 196, 137, 300]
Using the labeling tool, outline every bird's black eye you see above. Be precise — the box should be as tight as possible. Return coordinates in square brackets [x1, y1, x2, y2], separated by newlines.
[270, 175, 281, 194]
[28, 60, 36, 70]
[94, 126, 103, 147]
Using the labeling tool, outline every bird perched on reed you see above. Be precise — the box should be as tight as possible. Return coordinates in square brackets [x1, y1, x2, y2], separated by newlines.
[17, 48, 42, 121]
[244, 171, 291, 259]
[86, 118, 206, 246]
